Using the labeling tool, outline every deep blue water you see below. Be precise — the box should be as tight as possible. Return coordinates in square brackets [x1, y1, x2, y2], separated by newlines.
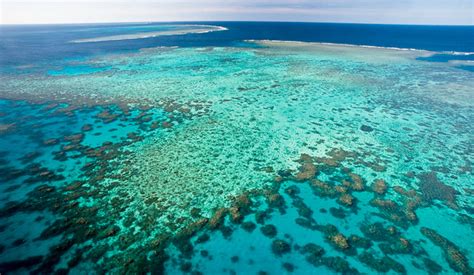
[1, 22, 473, 70]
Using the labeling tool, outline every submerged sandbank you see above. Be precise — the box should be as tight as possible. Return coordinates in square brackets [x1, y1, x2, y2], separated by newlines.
[70, 25, 227, 43]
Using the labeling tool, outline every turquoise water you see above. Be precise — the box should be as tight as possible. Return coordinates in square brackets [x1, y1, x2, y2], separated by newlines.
[0, 26, 473, 274]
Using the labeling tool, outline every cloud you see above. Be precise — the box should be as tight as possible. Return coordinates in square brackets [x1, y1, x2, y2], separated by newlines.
[1, 0, 473, 25]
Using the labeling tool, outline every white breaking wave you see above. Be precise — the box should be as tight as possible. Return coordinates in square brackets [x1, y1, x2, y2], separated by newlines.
[70, 25, 227, 43]
[442, 51, 474, 56]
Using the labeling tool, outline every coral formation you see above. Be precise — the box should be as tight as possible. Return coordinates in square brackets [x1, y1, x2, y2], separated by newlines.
[421, 227, 472, 274]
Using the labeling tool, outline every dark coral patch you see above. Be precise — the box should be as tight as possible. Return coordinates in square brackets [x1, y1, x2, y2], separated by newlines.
[271, 239, 291, 256]
[417, 172, 458, 209]
[423, 258, 443, 274]
[358, 252, 406, 273]
[421, 227, 472, 274]
[261, 224, 278, 238]
[360, 125, 374, 132]
[379, 237, 412, 254]
[348, 235, 372, 249]
[361, 222, 399, 242]
[282, 262, 295, 272]
[321, 256, 358, 274]
[241, 221, 257, 232]
[0, 256, 44, 273]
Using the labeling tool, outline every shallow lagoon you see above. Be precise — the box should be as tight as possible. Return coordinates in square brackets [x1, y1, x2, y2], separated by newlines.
[0, 35, 473, 274]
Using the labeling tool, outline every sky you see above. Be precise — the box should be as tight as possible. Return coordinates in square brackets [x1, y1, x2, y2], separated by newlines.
[1, 0, 473, 25]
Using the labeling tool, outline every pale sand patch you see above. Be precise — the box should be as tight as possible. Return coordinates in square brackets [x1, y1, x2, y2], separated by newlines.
[71, 25, 227, 43]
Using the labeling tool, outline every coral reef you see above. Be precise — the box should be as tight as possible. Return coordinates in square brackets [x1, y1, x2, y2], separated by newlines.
[417, 172, 459, 209]
[372, 179, 388, 195]
[421, 227, 472, 274]
[271, 240, 291, 256]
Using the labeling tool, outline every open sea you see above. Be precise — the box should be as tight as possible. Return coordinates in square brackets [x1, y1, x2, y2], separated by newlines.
[0, 22, 473, 274]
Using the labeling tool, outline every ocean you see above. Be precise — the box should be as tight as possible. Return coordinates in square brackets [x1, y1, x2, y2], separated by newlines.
[1, 22, 474, 69]
[0, 22, 473, 274]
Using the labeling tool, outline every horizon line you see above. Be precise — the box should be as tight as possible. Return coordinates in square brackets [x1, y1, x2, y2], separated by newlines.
[1, 20, 473, 27]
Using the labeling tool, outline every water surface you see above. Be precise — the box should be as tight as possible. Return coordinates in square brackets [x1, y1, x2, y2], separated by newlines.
[0, 22, 473, 274]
